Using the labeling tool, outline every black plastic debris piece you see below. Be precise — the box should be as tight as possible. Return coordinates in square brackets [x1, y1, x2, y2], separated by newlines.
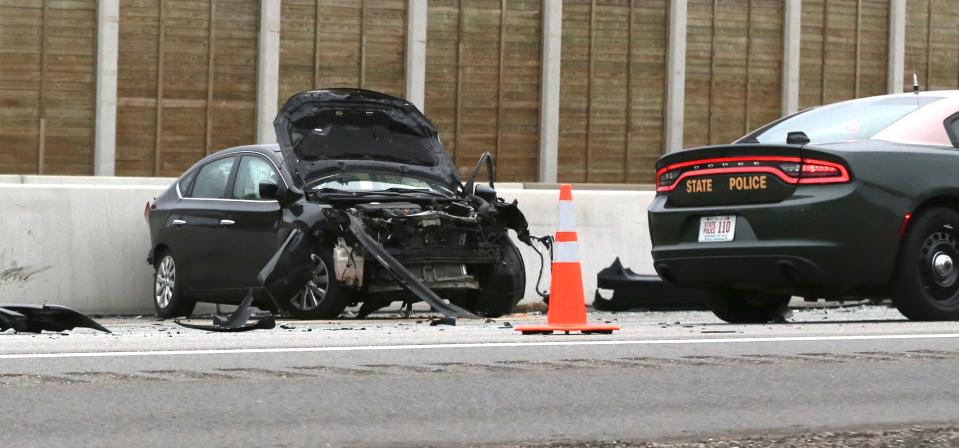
[0, 307, 27, 332]
[176, 315, 275, 333]
[175, 291, 276, 332]
[429, 316, 456, 326]
[356, 300, 387, 319]
[0, 304, 110, 334]
[592, 258, 707, 311]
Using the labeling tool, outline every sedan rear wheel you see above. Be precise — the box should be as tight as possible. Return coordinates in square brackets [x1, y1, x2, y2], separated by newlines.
[153, 251, 196, 319]
[893, 207, 959, 320]
[283, 248, 353, 319]
[705, 290, 790, 324]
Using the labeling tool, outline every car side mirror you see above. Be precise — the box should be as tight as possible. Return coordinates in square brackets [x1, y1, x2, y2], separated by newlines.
[464, 152, 496, 199]
[473, 184, 498, 202]
[259, 181, 282, 201]
[786, 131, 810, 145]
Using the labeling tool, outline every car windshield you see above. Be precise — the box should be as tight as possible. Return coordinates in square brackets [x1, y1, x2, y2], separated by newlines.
[745, 96, 944, 145]
[309, 172, 454, 196]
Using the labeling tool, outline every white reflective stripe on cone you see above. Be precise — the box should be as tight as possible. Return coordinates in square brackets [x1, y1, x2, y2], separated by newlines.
[553, 240, 580, 263]
[558, 201, 576, 231]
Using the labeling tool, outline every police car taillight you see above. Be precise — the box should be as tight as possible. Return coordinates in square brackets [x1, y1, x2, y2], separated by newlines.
[657, 170, 680, 188]
[781, 159, 850, 184]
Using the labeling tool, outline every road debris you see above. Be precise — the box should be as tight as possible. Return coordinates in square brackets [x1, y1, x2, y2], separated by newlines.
[0, 304, 110, 333]
[593, 258, 706, 311]
[175, 291, 276, 332]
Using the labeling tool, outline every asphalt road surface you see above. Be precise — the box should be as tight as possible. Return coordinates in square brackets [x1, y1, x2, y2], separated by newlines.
[2, 305, 959, 447]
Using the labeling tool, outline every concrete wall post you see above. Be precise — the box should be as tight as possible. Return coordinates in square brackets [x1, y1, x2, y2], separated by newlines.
[664, 0, 687, 153]
[537, 0, 561, 183]
[256, 0, 281, 144]
[94, 0, 119, 176]
[405, 0, 427, 110]
[781, 0, 801, 116]
[887, 0, 906, 93]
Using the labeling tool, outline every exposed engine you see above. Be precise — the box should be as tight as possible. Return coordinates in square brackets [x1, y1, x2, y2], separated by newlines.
[336, 199, 513, 297]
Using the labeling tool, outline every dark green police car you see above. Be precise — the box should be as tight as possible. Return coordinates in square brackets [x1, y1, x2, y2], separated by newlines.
[649, 91, 959, 322]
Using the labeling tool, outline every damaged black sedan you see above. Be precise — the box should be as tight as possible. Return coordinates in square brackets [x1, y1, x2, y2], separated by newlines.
[146, 89, 531, 320]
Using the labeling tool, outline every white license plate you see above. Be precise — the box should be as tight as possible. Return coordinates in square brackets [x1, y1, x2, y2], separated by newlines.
[698, 215, 736, 242]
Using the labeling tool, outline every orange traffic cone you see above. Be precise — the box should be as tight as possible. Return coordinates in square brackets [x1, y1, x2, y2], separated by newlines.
[516, 184, 620, 335]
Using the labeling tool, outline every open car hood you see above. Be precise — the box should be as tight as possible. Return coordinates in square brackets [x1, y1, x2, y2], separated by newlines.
[274, 89, 460, 188]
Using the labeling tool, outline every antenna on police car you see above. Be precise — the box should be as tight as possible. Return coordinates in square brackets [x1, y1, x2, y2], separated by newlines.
[912, 72, 920, 95]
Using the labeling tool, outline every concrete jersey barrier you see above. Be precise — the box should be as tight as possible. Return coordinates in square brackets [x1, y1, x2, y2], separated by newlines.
[0, 178, 655, 314]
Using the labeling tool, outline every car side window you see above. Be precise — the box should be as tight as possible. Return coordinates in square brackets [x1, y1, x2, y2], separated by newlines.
[189, 156, 236, 199]
[946, 113, 959, 148]
[232, 155, 280, 200]
[177, 168, 197, 195]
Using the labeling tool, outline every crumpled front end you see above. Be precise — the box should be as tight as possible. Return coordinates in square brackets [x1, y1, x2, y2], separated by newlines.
[263, 88, 534, 321]
[349, 200, 511, 294]
[257, 188, 531, 320]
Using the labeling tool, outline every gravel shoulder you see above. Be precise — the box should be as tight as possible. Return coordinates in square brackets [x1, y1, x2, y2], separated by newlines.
[498, 425, 959, 448]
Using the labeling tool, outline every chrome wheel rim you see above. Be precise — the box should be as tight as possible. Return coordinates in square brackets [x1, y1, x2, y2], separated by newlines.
[155, 255, 175, 309]
[933, 252, 955, 278]
[919, 230, 959, 300]
[291, 254, 330, 312]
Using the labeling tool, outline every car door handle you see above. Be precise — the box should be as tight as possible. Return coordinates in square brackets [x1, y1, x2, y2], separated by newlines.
[219, 219, 236, 226]
[172, 219, 187, 226]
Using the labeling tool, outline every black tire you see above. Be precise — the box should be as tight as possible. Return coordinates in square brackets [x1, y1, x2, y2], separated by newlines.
[892, 207, 959, 321]
[468, 237, 526, 317]
[705, 290, 790, 324]
[281, 246, 354, 319]
[153, 250, 196, 319]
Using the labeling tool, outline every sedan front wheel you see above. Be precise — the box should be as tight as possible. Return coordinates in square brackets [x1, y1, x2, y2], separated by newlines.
[282, 247, 353, 319]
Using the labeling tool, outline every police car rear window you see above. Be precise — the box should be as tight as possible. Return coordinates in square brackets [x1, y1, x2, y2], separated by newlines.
[750, 96, 943, 145]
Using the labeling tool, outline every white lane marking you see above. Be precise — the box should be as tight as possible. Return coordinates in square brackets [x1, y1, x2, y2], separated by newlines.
[3, 333, 959, 360]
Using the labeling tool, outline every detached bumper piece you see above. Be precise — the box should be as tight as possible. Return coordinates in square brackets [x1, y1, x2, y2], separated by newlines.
[176, 291, 276, 332]
[593, 258, 707, 311]
[0, 304, 111, 333]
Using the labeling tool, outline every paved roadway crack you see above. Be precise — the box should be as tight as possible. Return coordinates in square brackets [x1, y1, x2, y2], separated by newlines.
[213, 367, 316, 378]
[288, 365, 383, 376]
[63, 371, 167, 383]
[0, 373, 87, 386]
[139, 369, 238, 381]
